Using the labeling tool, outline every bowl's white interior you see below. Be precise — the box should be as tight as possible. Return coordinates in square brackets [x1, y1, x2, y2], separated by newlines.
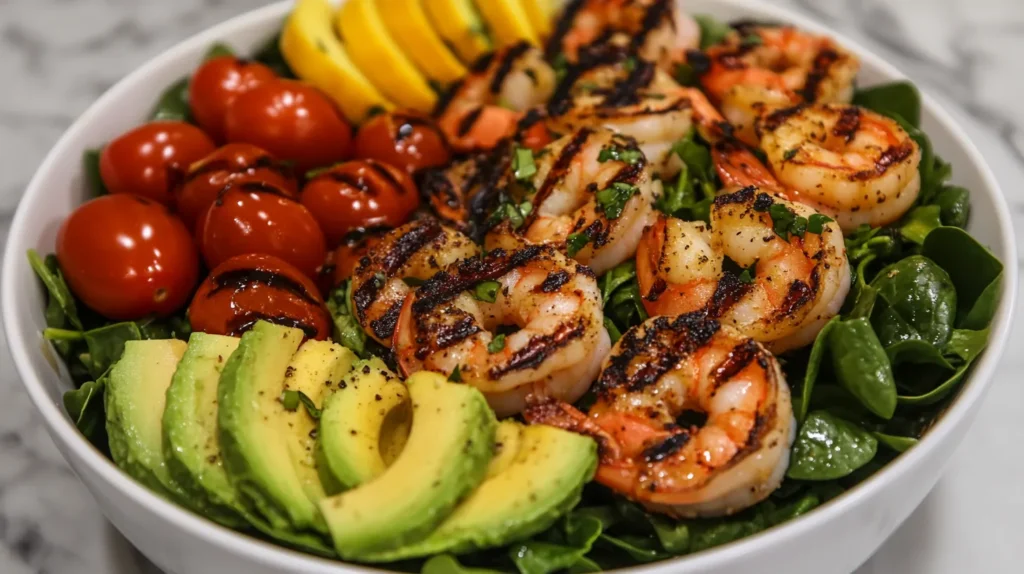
[1, 0, 1016, 572]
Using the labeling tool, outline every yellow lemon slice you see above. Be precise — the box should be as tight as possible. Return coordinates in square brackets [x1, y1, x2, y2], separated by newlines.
[518, 0, 555, 38]
[378, 0, 467, 85]
[476, 0, 539, 47]
[422, 0, 493, 64]
[280, 0, 392, 123]
[336, 0, 437, 112]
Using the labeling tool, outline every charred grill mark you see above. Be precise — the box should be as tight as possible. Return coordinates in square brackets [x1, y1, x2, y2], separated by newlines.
[571, 218, 610, 248]
[456, 106, 485, 137]
[711, 339, 760, 390]
[490, 41, 533, 94]
[420, 169, 463, 216]
[629, 0, 672, 55]
[227, 312, 319, 339]
[413, 246, 545, 314]
[706, 273, 753, 319]
[832, 107, 861, 142]
[219, 180, 292, 201]
[713, 185, 758, 207]
[209, 268, 320, 305]
[369, 301, 403, 341]
[538, 270, 570, 293]
[367, 159, 408, 195]
[759, 103, 808, 132]
[433, 78, 465, 117]
[602, 60, 656, 108]
[524, 129, 593, 227]
[752, 191, 774, 211]
[470, 51, 496, 74]
[185, 154, 294, 183]
[326, 173, 372, 194]
[646, 278, 667, 301]
[799, 48, 840, 102]
[742, 411, 770, 453]
[685, 49, 711, 75]
[778, 278, 813, 317]
[850, 142, 915, 180]
[643, 432, 691, 462]
[489, 320, 585, 378]
[382, 222, 444, 275]
[434, 315, 482, 350]
[611, 154, 646, 184]
[545, 0, 585, 59]
[592, 98, 690, 119]
[517, 107, 546, 132]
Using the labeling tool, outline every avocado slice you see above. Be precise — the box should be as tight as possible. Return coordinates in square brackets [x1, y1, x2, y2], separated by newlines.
[162, 333, 246, 528]
[363, 422, 597, 561]
[106, 339, 192, 505]
[218, 321, 356, 536]
[486, 420, 524, 478]
[316, 359, 411, 493]
[319, 371, 496, 560]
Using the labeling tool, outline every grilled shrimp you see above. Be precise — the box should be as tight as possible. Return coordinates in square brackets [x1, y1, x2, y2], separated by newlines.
[550, 0, 699, 71]
[756, 104, 922, 230]
[393, 239, 610, 417]
[436, 42, 556, 153]
[487, 127, 656, 275]
[636, 187, 850, 353]
[696, 23, 859, 145]
[419, 142, 514, 237]
[525, 314, 794, 518]
[350, 220, 478, 345]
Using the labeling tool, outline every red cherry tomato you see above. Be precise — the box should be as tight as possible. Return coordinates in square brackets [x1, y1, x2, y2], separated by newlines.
[520, 121, 554, 152]
[300, 159, 419, 246]
[224, 80, 353, 173]
[197, 183, 326, 278]
[188, 56, 276, 142]
[175, 143, 298, 229]
[56, 194, 199, 320]
[354, 111, 451, 174]
[100, 121, 215, 206]
[189, 253, 331, 340]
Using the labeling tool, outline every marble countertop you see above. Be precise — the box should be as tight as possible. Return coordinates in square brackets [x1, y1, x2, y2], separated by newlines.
[0, 0, 1021, 572]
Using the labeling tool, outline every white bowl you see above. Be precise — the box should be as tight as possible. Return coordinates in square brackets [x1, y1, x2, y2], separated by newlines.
[1, 1, 1017, 573]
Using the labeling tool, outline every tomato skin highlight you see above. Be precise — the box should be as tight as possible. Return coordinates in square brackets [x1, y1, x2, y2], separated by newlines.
[100, 121, 215, 206]
[189, 253, 331, 340]
[300, 159, 418, 247]
[189, 56, 276, 142]
[354, 111, 451, 174]
[56, 194, 199, 320]
[175, 143, 298, 229]
[224, 80, 353, 173]
[197, 183, 327, 279]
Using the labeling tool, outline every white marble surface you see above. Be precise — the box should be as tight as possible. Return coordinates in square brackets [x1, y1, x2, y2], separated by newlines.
[0, 0, 1022, 572]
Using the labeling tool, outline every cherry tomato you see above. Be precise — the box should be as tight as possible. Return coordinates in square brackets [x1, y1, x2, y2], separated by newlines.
[329, 228, 388, 287]
[197, 183, 326, 278]
[188, 56, 276, 142]
[520, 121, 554, 152]
[300, 159, 418, 246]
[175, 143, 298, 229]
[56, 194, 199, 320]
[354, 111, 451, 174]
[100, 121, 215, 206]
[224, 80, 352, 173]
[189, 253, 331, 340]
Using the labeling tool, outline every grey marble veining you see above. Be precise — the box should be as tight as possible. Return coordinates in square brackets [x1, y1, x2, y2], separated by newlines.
[0, 1, 1021, 573]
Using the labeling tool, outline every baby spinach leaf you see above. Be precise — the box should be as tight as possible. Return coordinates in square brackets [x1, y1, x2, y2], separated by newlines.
[764, 493, 820, 526]
[509, 515, 603, 574]
[787, 411, 878, 480]
[798, 316, 838, 422]
[80, 322, 143, 378]
[150, 76, 192, 122]
[852, 81, 921, 127]
[597, 534, 665, 563]
[326, 281, 367, 357]
[872, 432, 917, 453]
[253, 32, 296, 79]
[921, 226, 1003, 329]
[935, 186, 970, 228]
[649, 518, 689, 554]
[656, 130, 716, 222]
[203, 43, 234, 61]
[599, 261, 637, 302]
[829, 318, 897, 419]
[27, 250, 82, 330]
[688, 514, 766, 553]
[695, 14, 732, 49]
[598, 261, 647, 336]
[83, 149, 107, 196]
[896, 328, 989, 406]
[899, 205, 942, 245]
[943, 328, 989, 363]
[869, 255, 957, 349]
[603, 318, 622, 344]
[889, 114, 950, 205]
[896, 362, 972, 406]
[884, 339, 953, 369]
[62, 378, 107, 449]
[421, 555, 503, 574]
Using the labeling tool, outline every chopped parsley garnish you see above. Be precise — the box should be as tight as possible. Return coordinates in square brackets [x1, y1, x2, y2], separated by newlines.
[280, 390, 321, 419]
[597, 145, 643, 165]
[807, 213, 834, 234]
[448, 365, 463, 382]
[490, 200, 533, 229]
[596, 182, 638, 220]
[566, 232, 591, 257]
[738, 266, 755, 284]
[783, 148, 799, 161]
[762, 203, 831, 239]
[473, 280, 501, 303]
[624, 57, 637, 72]
[487, 334, 506, 353]
[513, 147, 537, 181]
[741, 34, 763, 48]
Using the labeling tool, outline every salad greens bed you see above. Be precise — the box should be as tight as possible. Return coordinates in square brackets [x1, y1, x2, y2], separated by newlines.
[30, 16, 1003, 574]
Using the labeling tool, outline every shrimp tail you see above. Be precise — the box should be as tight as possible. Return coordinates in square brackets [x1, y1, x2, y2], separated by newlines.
[523, 398, 623, 462]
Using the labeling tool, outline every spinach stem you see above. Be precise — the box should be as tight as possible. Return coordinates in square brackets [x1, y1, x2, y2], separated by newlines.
[44, 327, 84, 341]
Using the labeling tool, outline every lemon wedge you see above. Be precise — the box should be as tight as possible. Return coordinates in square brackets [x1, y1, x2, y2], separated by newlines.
[336, 0, 437, 112]
[422, 0, 493, 64]
[518, 0, 555, 38]
[378, 0, 467, 85]
[476, 0, 539, 47]
[280, 0, 392, 123]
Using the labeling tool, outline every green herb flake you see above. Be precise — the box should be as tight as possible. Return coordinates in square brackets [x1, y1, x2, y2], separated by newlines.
[513, 147, 537, 181]
[295, 391, 321, 419]
[596, 182, 638, 220]
[783, 148, 798, 161]
[566, 232, 591, 257]
[738, 267, 755, 284]
[807, 213, 834, 234]
[597, 145, 643, 165]
[624, 57, 637, 72]
[487, 334, 506, 354]
[448, 365, 463, 382]
[473, 280, 501, 303]
[281, 390, 300, 411]
[741, 34, 763, 47]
